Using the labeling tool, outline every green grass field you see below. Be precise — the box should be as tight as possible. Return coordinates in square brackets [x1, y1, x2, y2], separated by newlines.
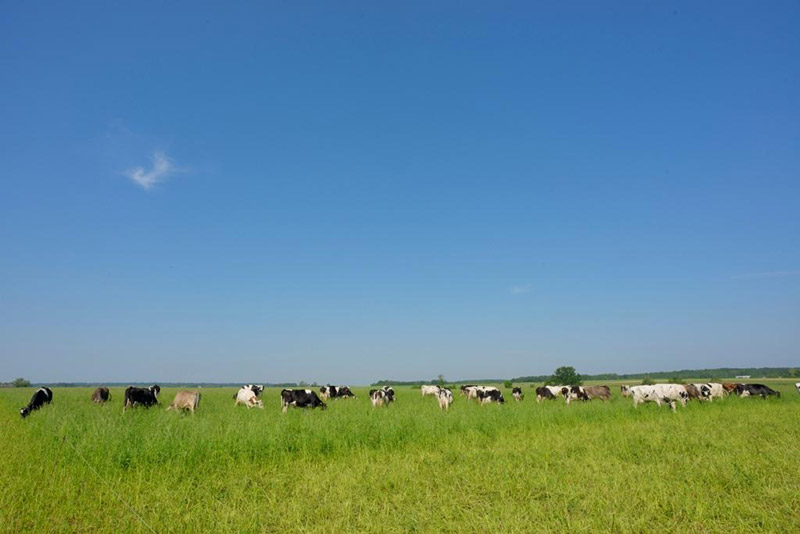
[1, 381, 799, 533]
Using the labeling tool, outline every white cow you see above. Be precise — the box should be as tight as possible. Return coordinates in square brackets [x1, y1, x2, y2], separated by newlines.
[796, 383, 800, 394]
[438, 388, 454, 411]
[234, 386, 264, 409]
[630, 384, 689, 412]
[705, 383, 726, 400]
[421, 385, 440, 397]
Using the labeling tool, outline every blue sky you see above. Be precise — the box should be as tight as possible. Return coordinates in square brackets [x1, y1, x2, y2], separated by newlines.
[1, 1, 798, 384]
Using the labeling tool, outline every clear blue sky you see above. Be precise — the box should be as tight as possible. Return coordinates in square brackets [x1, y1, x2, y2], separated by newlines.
[1, 1, 798, 384]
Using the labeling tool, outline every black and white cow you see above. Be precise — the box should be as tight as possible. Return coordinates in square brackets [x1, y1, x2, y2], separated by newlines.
[320, 385, 356, 400]
[20, 387, 53, 418]
[369, 388, 394, 407]
[381, 386, 395, 403]
[512, 387, 524, 402]
[535, 386, 556, 402]
[733, 384, 781, 398]
[796, 383, 800, 394]
[564, 385, 590, 404]
[438, 387, 454, 410]
[476, 387, 505, 404]
[123, 384, 161, 412]
[234, 384, 264, 408]
[460, 384, 478, 397]
[281, 389, 327, 412]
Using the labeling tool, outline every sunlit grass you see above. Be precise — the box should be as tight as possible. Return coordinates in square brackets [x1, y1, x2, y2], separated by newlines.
[1, 381, 798, 532]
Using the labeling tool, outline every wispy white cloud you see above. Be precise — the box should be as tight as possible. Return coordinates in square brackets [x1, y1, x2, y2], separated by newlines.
[123, 151, 177, 190]
[730, 271, 800, 280]
[510, 284, 531, 295]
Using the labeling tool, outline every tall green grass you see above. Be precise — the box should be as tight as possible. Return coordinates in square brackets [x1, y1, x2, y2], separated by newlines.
[1, 381, 798, 532]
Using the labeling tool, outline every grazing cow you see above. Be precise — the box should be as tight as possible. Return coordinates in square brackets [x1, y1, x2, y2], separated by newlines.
[167, 391, 201, 413]
[319, 386, 331, 400]
[582, 385, 611, 401]
[512, 387, 524, 402]
[543, 385, 569, 399]
[381, 386, 395, 403]
[369, 388, 394, 407]
[421, 385, 440, 397]
[91, 387, 111, 403]
[722, 383, 739, 394]
[234, 385, 264, 409]
[437, 388, 454, 410]
[322, 385, 356, 399]
[685, 384, 708, 401]
[20, 387, 53, 418]
[564, 386, 588, 404]
[535, 386, 556, 402]
[704, 383, 726, 399]
[476, 387, 505, 404]
[734, 384, 780, 398]
[463, 385, 500, 402]
[462, 385, 480, 400]
[280, 389, 327, 413]
[460, 385, 478, 397]
[629, 384, 688, 412]
[232, 384, 263, 398]
[332, 386, 355, 398]
[123, 385, 161, 412]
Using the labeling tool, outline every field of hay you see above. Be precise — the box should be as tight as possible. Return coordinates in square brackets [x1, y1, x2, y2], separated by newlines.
[1, 381, 799, 532]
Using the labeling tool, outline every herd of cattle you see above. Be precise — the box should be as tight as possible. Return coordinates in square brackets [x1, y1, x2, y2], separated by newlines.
[17, 381, 798, 418]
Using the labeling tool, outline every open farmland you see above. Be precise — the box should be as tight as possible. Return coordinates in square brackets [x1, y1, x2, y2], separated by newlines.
[2, 381, 799, 533]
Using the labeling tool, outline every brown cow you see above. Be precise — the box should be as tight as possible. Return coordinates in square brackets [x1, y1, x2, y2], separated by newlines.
[167, 391, 201, 413]
[582, 385, 611, 401]
[91, 387, 111, 403]
[684, 384, 702, 400]
[722, 383, 739, 394]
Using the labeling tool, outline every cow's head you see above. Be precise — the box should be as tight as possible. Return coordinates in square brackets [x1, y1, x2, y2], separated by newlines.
[150, 385, 161, 398]
[20, 407, 30, 418]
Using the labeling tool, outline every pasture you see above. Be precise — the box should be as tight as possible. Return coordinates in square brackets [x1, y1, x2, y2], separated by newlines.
[1, 381, 799, 533]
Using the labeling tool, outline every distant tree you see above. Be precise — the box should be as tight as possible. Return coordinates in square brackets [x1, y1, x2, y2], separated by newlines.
[788, 368, 798, 378]
[547, 366, 582, 386]
[641, 376, 655, 385]
[298, 380, 308, 387]
[436, 374, 445, 387]
[311, 381, 319, 387]
[12, 378, 31, 387]
[503, 380, 513, 389]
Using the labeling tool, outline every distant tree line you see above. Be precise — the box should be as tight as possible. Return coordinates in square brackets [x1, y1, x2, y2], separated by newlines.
[374, 366, 799, 387]
[511, 367, 798, 382]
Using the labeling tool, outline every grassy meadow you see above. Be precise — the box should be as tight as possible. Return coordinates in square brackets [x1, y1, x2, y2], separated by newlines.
[1, 381, 799, 533]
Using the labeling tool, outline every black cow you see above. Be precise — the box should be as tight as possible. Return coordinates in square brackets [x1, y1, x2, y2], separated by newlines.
[535, 386, 556, 402]
[20, 387, 53, 418]
[91, 387, 111, 403]
[476, 388, 505, 404]
[512, 387, 524, 402]
[281, 389, 327, 412]
[734, 384, 780, 398]
[123, 384, 161, 412]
